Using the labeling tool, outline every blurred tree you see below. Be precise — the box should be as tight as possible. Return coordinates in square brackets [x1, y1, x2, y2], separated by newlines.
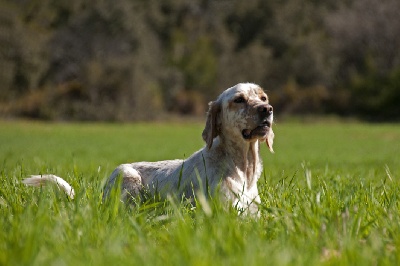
[0, 0, 399, 120]
[327, 0, 400, 120]
[0, 0, 50, 100]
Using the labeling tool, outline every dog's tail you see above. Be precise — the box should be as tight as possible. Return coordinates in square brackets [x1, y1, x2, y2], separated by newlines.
[23, 175, 75, 199]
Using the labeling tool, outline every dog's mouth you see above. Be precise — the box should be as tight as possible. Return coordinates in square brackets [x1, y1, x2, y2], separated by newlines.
[242, 120, 272, 140]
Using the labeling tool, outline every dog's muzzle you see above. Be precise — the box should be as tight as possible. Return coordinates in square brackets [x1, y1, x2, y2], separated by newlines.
[242, 104, 273, 140]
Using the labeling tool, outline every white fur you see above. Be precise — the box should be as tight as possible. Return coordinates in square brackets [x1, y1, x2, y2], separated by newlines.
[23, 83, 274, 214]
[23, 174, 75, 199]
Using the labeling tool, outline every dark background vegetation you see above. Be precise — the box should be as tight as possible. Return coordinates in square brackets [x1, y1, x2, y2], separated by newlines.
[0, 0, 399, 121]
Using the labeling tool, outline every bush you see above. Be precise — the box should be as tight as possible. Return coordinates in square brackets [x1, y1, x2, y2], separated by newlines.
[350, 69, 400, 120]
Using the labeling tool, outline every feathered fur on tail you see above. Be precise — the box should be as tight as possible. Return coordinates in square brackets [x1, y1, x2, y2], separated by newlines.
[23, 175, 75, 199]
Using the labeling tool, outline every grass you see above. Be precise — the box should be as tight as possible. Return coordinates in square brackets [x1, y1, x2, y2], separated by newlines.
[0, 120, 400, 265]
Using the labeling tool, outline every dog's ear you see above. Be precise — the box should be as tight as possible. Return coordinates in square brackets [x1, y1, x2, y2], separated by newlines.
[266, 128, 274, 153]
[202, 100, 221, 149]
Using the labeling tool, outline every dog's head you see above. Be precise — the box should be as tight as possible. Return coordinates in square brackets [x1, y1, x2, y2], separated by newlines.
[202, 83, 274, 152]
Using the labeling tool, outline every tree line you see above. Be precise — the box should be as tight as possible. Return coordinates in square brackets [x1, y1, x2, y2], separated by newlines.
[1, 0, 399, 121]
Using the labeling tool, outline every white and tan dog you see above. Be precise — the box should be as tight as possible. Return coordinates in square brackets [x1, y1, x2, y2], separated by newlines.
[24, 83, 274, 214]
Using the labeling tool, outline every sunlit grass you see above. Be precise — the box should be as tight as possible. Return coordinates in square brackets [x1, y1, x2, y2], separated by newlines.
[0, 121, 399, 265]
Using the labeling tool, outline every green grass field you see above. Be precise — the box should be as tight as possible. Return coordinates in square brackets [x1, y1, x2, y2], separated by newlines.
[1, 121, 399, 265]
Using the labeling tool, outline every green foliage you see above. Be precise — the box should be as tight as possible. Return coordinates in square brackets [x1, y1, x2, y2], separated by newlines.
[170, 31, 217, 92]
[350, 68, 400, 120]
[1, 121, 400, 265]
[0, 0, 400, 120]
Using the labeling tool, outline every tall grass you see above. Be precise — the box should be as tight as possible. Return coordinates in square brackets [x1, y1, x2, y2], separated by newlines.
[0, 121, 399, 265]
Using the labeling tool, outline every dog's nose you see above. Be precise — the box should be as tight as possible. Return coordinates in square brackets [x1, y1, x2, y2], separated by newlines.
[258, 104, 273, 115]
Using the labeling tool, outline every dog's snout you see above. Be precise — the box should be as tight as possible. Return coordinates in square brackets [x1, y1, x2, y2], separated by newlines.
[258, 104, 273, 115]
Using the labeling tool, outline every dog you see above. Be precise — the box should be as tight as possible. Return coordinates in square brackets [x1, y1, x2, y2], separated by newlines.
[23, 83, 274, 214]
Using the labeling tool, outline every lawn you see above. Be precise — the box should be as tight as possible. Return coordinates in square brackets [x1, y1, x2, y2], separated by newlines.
[0, 120, 399, 265]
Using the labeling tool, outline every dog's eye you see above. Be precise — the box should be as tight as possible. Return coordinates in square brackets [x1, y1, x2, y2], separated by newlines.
[234, 97, 246, 103]
[261, 96, 267, 102]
